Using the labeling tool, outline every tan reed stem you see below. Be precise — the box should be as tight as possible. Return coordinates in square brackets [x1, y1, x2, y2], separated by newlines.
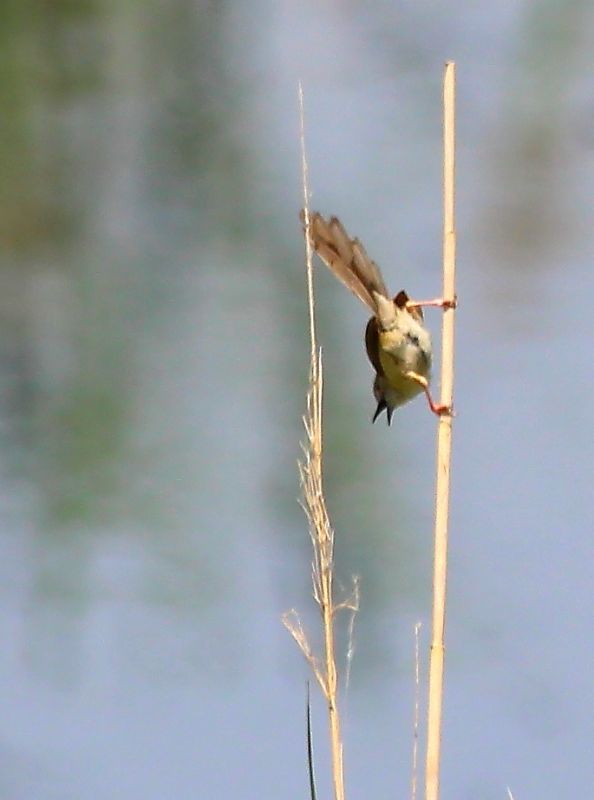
[425, 61, 457, 800]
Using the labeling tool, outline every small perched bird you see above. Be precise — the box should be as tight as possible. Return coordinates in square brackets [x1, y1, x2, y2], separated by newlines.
[301, 211, 453, 424]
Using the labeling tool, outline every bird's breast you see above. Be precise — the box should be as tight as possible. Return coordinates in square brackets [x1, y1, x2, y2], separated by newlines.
[378, 322, 432, 376]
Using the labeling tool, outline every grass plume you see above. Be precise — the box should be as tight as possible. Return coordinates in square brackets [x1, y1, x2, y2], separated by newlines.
[282, 83, 357, 800]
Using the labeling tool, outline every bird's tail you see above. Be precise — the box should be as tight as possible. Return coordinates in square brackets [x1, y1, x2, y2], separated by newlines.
[300, 211, 390, 313]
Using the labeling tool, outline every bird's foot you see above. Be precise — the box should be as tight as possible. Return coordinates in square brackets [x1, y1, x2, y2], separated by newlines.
[406, 296, 457, 311]
[404, 371, 453, 417]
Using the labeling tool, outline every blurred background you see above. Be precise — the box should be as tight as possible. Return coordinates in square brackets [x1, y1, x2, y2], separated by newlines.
[1, 1, 593, 798]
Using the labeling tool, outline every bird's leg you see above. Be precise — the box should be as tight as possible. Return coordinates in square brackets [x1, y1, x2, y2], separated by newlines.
[406, 296, 457, 311]
[404, 371, 451, 416]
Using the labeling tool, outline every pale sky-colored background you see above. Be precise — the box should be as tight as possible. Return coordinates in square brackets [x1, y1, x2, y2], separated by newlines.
[1, 2, 593, 798]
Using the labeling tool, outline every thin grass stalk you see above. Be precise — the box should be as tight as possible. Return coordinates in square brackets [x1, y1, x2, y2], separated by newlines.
[306, 683, 318, 800]
[319, 517, 344, 800]
[283, 83, 345, 800]
[425, 61, 457, 800]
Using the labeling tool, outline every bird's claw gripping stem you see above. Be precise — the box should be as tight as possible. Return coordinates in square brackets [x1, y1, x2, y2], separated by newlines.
[404, 371, 453, 417]
[406, 296, 457, 311]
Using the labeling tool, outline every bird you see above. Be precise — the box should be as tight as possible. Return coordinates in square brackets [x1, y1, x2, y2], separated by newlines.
[301, 210, 453, 424]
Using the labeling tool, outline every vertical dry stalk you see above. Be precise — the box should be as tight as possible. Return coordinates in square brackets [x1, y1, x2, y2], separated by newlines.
[296, 349, 345, 800]
[425, 61, 457, 800]
[282, 83, 346, 800]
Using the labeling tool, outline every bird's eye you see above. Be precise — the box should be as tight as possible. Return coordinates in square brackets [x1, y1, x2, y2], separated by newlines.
[407, 334, 420, 347]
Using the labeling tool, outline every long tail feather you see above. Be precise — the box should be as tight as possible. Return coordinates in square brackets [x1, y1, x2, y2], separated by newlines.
[301, 211, 390, 312]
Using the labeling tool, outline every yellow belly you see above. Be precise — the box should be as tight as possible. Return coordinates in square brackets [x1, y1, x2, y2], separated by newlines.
[377, 325, 430, 401]
[378, 349, 424, 402]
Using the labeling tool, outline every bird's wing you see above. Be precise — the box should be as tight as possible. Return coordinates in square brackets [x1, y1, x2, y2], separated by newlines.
[393, 289, 424, 323]
[364, 316, 383, 375]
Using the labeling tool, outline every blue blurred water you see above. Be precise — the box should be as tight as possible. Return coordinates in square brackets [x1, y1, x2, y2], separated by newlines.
[0, 2, 593, 798]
